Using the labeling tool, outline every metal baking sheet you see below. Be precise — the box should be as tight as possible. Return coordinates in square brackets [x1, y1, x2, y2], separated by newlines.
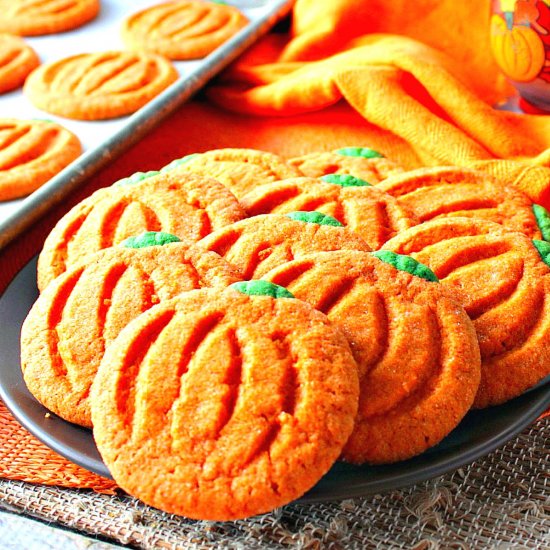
[0, 0, 294, 250]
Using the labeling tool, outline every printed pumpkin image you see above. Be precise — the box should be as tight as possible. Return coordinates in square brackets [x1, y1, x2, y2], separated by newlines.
[490, 13, 545, 82]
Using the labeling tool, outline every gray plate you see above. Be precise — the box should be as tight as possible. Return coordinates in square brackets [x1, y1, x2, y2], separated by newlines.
[1, 257, 549, 502]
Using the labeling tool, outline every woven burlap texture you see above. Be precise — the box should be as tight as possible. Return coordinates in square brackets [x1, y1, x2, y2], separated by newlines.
[0, 401, 116, 492]
[0, 418, 548, 549]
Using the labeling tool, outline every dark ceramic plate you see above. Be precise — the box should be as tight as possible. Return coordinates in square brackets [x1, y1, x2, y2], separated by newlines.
[1, 257, 549, 502]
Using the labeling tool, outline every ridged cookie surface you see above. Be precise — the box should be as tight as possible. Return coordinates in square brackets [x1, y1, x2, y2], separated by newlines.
[163, 148, 301, 199]
[23, 242, 239, 427]
[195, 213, 371, 279]
[377, 166, 543, 239]
[262, 250, 481, 464]
[0, 0, 99, 36]
[0, 118, 81, 200]
[24, 51, 177, 119]
[91, 288, 359, 520]
[289, 147, 404, 183]
[0, 34, 39, 93]
[241, 177, 418, 250]
[37, 171, 246, 290]
[383, 217, 550, 407]
[122, 1, 248, 60]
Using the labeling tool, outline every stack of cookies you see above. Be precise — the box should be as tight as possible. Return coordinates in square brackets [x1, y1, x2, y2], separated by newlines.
[20, 146, 550, 520]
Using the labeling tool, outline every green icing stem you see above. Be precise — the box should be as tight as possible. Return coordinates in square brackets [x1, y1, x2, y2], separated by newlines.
[533, 240, 550, 267]
[336, 147, 384, 159]
[161, 154, 200, 172]
[230, 281, 295, 299]
[286, 211, 343, 227]
[120, 232, 181, 249]
[371, 250, 439, 282]
[321, 174, 372, 187]
[113, 171, 159, 187]
[532, 204, 550, 241]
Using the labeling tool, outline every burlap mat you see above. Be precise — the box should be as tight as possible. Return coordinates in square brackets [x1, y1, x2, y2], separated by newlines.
[0, 417, 547, 549]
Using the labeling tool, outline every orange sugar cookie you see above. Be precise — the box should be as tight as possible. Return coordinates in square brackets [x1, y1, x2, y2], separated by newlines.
[161, 148, 302, 199]
[240, 176, 418, 250]
[0, 118, 81, 201]
[37, 171, 245, 290]
[0, 33, 39, 93]
[261, 250, 480, 464]
[0, 0, 99, 36]
[377, 166, 544, 239]
[22, 239, 239, 427]
[382, 217, 550, 408]
[91, 284, 359, 520]
[195, 212, 371, 279]
[24, 51, 178, 120]
[122, 0, 249, 60]
[289, 147, 404, 184]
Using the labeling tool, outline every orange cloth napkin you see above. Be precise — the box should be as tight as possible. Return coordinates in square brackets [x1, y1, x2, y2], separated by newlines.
[204, 0, 550, 205]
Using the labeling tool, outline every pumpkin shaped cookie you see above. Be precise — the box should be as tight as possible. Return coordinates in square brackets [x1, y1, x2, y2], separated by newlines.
[122, 0, 249, 60]
[0, 0, 99, 36]
[289, 147, 404, 184]
[240, 177, 418, 250]
[195, 213, 371, 279]
[24, 51, 177, 120]
[22, 238, 240, 427]
[162, 148, 302, 199]
[0, 118, 81, 200]
[37, 171, 245, 290]
[261, 250, 481, 464]
[0, 34, 39, 93]
[91, 285, 359, 519]
[377, 166, 543, 239]
[382, 217, 550, 407]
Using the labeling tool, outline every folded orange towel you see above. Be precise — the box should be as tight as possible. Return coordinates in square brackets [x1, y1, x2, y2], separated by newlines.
[207, 0, 550, 205]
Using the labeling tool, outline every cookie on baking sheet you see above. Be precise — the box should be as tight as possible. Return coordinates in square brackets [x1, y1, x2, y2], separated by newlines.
[240, 176, 418, 250]
[289, 147, 404, 184]
[22, 237, 239, 427]
[377, 166, 545, 239]
[382, 217, 550, 408]
[37, 171, 245, 291]
[91, 284, 359, 519]
[162, 148, 302, 199]
[0, 0, 99, 36]
[0, 34, 39, 94]
[261, 250, 480, 464]
[122, 0, 249, 60]
[195, 212, 371, 279]
[0, 118, 81, 201]
[24, 51, 178, 120]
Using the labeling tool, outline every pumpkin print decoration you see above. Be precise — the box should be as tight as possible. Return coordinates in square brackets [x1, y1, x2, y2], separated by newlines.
[490, 0, 549, 83]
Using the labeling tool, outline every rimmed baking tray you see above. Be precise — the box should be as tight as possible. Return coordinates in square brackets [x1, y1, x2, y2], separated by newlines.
[0, 0, 295, 250]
